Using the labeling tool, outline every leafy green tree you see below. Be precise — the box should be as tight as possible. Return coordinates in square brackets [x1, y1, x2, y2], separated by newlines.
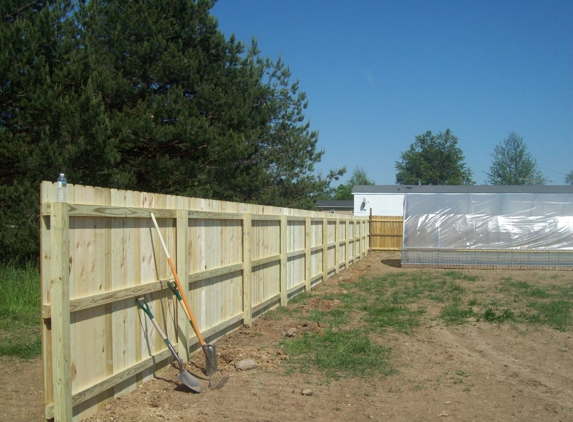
[564, 171, 573, 185]
[333, 166, 374, 200]
[395, 129, 474, 185]
[486, 132, 546, 185]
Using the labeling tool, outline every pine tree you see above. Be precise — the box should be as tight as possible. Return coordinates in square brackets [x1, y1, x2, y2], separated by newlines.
[0, 0, 342, 261]
[79, 0, 264, 198]
[0, 0, 114, 262]
[486, 132, 546, 185]
[251, 56, 344, 208]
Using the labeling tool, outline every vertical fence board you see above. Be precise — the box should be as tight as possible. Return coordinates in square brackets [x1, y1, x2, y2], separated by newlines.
[243, 214, 252, 326]
[280, 216, 287, 305]
[50, 202, 72, 422]
[305, 217, 311, 291]
[176, 210, 191, 359]
[322, 218, 328, 282]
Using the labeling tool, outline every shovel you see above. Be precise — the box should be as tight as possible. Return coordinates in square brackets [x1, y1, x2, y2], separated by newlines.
[167, 281, 219, 376]
[150, 213, 218, 377]
[136, 297, 204, 393]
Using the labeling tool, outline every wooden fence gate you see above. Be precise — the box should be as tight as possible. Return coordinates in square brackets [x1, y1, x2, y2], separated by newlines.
[369, 214, 403, 251]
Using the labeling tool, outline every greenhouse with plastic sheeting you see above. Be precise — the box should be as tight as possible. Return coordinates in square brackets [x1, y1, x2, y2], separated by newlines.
[402, 192, 573, 268]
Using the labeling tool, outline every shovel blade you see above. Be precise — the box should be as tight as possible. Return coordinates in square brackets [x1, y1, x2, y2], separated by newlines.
[177, 371, 204, 394]
[203, 344, 217, 376]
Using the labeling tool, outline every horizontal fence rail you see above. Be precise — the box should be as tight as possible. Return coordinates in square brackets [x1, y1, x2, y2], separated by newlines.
[40, 182, 369, 421]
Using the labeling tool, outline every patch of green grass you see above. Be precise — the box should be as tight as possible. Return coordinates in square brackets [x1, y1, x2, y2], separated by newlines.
[443, 271, 479, 282]
[264, 305, 300, 320]
[362, 303, 422, 334]
[288, 291, 312, 305]
[440, 304, 476, 325]
[324, 290, 363, 309]
[280, 328, 394, 379]
[308, 308, 348, 327]
[529, 300, 573, 331]
[479, 308, 516, 323]
[467, 298, 479, 306]
[278, 265, 573, 379]
[0, 262, 41, 359]
[500, 279, 552, 299]
[0, 328, 42, 359]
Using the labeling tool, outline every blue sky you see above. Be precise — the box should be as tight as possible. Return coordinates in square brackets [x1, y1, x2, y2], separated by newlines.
[211, 0, 573, 186]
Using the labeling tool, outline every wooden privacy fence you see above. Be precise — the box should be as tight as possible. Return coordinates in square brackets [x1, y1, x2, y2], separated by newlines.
[40, 182, 369, 421]
[369, 214, 404, 251]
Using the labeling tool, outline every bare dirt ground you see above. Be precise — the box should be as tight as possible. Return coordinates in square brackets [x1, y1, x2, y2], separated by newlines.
[2, 251, 572, 421]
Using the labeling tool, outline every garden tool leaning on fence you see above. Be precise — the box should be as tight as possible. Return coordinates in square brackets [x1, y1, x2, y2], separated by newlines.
[167, 281, 228, 389]
[136, 297, 204, 393]
[150, 213, 219, 386]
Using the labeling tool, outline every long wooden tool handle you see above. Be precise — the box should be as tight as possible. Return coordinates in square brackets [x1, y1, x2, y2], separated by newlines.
[150, 213, 206, 347]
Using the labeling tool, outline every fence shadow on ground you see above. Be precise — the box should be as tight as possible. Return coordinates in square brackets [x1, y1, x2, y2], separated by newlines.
[380, 259, 402, 268]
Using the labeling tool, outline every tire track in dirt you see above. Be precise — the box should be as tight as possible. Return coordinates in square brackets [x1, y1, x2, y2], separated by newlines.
[431, 323, 573, 420]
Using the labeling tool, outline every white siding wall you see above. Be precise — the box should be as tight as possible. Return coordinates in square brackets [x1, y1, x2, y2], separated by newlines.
[353, 193, 405, 217]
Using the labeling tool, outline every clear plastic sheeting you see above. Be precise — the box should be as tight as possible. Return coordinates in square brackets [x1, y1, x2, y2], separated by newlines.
[402, 193, 573, 268]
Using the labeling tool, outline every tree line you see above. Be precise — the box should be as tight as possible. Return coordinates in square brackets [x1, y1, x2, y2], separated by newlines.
[395, 129, 552, 186]
[332, 129, 569, 201]
[0, 0, 344, 263]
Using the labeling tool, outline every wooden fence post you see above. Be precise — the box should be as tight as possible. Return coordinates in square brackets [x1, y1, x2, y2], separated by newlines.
[345, 219, 350, 268]
[176, 209, 190, 359]
[280, 215, 288, 306]
[322, 217, 328, 282]
[369, 208, 373, 251]
[305, 217, 311, 291]
[335, 218, 340, 274]
[242, 214, 252, 327]
[356, 219, 361, 260]
[50, 202, 72, 421]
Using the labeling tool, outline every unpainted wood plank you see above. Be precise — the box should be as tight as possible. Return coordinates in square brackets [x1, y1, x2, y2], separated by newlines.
[304, 217, 311, 291]
[50, 201, 72, 421]
[242, 214, 252, 326]
[280, 215, 287, 306]
[40, 182, 54, 415]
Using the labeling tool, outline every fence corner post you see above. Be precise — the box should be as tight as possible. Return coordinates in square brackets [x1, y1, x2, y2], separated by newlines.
[50, 201, 72, 422]
[242, 213, 252, 326]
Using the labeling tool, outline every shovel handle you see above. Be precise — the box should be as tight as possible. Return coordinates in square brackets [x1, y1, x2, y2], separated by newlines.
[136, 297, 168, 342]
[151, 213, 206, 347]
[167, 281, 192, 320]
[167, 281, 183, 302]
